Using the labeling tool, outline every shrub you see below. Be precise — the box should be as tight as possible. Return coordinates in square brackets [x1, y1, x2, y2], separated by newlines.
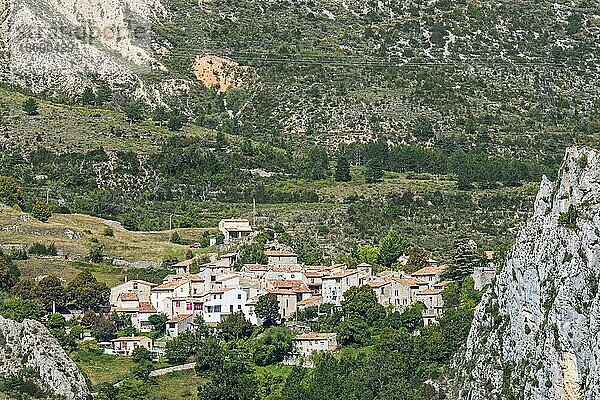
[31, 201, 52, 222]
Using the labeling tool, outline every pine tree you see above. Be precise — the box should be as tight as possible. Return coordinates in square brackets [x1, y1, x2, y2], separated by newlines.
[23, 98, 39, 116]
[123, 100, 145, 124]
[364, 159, 383, 183]
[443, 235, 482, 280]
[335, 155, 351, 182]
[81, 88, 96, 105]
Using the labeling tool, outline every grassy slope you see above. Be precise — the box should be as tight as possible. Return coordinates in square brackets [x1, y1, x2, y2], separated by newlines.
[1, 205, 214, 285]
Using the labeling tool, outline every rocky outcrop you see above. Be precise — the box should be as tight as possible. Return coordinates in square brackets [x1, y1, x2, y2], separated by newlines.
[1, 0, 166, 97]
[0, 316, 90, 399]
[452, 146, 600, 399]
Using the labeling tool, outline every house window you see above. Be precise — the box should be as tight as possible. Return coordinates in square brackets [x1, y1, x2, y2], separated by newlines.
[237, 294, 242, 300]
[230, 305, 234, 313]
[169, 323, 175, 328]
[175, 301, 180, 307]
[237, 305, 241, 310]
[133, 283, 138, 290]
[211, 276, 216, 282]
[194, 303, 202, 310]
[186, 303, 192, 311]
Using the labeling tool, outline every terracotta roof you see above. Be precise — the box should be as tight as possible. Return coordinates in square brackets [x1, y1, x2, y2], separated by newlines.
[369, 280, 391, 288]
[168, 314, 193, 323]
[265, 250, 297, 257]
[167, 273, 204, 282]
[221, 218, 250, 223]
[111, 336, 151, 342]
[216, 275, 238, 282]
[298, 296, 322, 306]
[267, 280, 310, 293]
[119, 293, 138, 301]
[295, 332, 337, 340]
[433, 280, 452, 288]
[244, 264, 270, 271]
[173, 258, 198, 267]
[152, 280, 189, 291]
[393, 277, 425, 287]
[304, 271, 322, 278]
[139, 302, 157, 313]
[325, 270, 358, 279]
[411, 265, 447, 276]
[357, 263, 372, 267]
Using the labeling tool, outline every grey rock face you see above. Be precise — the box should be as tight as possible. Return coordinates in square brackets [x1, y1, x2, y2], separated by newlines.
[1, 0, 166, 96]
[453, 146, 600, 400]
[0, 316, 90, 400]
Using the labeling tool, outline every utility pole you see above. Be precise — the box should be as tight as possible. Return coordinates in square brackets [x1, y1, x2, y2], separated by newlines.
[252, 198, 256, 227]
[46, 188, 50, 204]
[169, 213, 174, 230]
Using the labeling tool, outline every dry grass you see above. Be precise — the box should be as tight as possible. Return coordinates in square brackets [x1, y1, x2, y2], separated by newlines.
[0, 205, 212, 262]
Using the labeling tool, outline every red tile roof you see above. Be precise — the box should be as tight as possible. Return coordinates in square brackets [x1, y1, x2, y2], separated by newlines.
[411, 265, 447, 276]
[119, 292, 138, 301]
[139, 302, 157, 313]
[265, 250, 297, 257]
[167, 314, 193, 323]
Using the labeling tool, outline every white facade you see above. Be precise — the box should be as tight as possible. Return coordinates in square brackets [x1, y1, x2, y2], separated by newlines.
[203, 288, 255, 324]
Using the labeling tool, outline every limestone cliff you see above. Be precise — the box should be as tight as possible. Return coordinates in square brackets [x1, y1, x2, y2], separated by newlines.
[452, 146, 600, 399]
[0, 0, 167, 97]
[0, 316, 90, 399]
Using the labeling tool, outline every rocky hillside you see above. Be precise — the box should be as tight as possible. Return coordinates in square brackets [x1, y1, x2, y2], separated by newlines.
[1, 0, 170, 98]
[0, 315, 90, 399]
[452, 146, 600, 399]
[2, 0, 599, 156]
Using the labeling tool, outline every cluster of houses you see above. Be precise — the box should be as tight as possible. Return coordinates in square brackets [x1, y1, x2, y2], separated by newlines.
[108, 219, 460, 358]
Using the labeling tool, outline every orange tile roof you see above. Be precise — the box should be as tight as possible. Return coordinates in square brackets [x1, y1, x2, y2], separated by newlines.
[393, 277, 426, 287]
[168, 273, 204, 282]
[173, 258, 198, 267]
[298, 296, 322, 306]
[267, 280, 310, 293]
[304, 272, 322, 278]
[139, 302, 157, 313]
[119, 292, 138, 301]
[411, 265, 447, 276]
[369, 280, 391, 288]
[244, 264, 270, 271]
[325, 270, 358, 279]
[152, 280, 189, 291]
[167, 314, 193, 323]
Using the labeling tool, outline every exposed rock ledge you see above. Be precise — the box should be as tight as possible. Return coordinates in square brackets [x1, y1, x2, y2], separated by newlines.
[451, 146, 600, 400]
[0, 315, 90, 399]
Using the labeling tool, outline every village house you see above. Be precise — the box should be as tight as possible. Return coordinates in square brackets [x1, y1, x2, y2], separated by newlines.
[171, 258, 198, 275]
[369, 279, 395, 307]
[416, 288, 444, 326]
[411, 265, 447, 288]
[297, 295, 322, 311]
[202, 288, 256, 324]
[111, 336, 153, 356]
[294, 332, 338, 360]
[321, 269, 367, 306]
[356, 263, 373, 276]
[391, 277, 426, 311]
[265, 250, 298, 266]
[219, 219, 253, 243]
[167, 314, 194, 337]
[304, 271, 323, 296]
[112, 292, 158, 332]
[150, 279, 192, 318]
[110, 279, 156, 308]
[197, 261, 235, 292]
[266, 280, 312, 320]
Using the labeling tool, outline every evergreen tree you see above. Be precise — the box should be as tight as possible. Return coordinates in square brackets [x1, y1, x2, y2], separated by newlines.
[364, 158, 383, 183]
[123, 100, 145, 124]
[167, 109, 187, 131]
[0, 176, 23, 208]
[170, 230, 182, 244]
[255, 293, 280, 327]
[37, 275, 66, 310]
[379, 230, 409, 268]
[23, 98, 39, 116]
[152, 106, 169, 126]
[81, 88, 96, 105]
[0, 252, 21, 290]
[335, 155, 351, 182]
[443, 235, 482, 280]
[31, 200, 52, 222]
[95, 82, 112, 106]
[404, 246, 429, 273]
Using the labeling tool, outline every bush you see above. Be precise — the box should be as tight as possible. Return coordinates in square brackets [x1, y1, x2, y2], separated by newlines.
[31, 200, 52, 222]
[103, 226, 114, 237]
